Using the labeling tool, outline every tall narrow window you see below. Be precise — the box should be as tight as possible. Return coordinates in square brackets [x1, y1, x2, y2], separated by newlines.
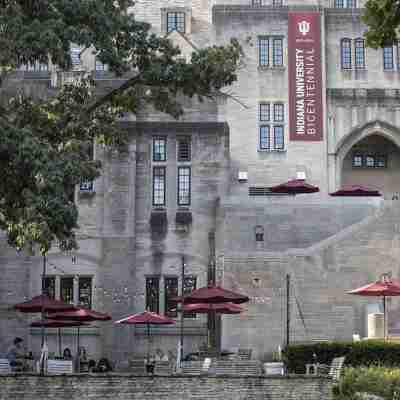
[274, 126, 285, 150]
[341, 39, 352, 69]
[259, 103, 270, 122]
[354, 39, 365, 69]
[153, 167, 166, 206]
[43, 276, 56, 299]
[258, 37, 269, 67]
[164, 277, 179, 317]
[273, 0, 283, 6]
[177, 138, 191, 161]
[255, 226, 264, 242]
[273, 38, 283, 67]
[183, 276, 197, 318]
[167, 12, 185, 33]
[146, 277, 159, 313]
[178, 167, 191, 206]
[383, 45, 394, 70]
[60, 277, 74, 304]
[273, 103, 284, 122]
[153, 137, 167, 161]
[347, 0, 356, 7]
[78, 277, 92, 309]
[335, 0, 344, 6]
[259, 126, 270, 150]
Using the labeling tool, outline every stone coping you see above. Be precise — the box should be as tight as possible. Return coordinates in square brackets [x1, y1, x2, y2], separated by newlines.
[0, 373, 331, 379]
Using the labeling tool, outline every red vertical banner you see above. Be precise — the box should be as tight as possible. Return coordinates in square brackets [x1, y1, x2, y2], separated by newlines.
[288, 13, 323, 141]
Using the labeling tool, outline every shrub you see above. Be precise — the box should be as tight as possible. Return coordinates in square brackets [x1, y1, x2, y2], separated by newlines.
[334, 366, 400, 400]
[283, 341, 400, 373]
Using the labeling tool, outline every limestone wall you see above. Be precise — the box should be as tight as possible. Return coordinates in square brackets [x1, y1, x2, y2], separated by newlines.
[0, 375, 333, 400]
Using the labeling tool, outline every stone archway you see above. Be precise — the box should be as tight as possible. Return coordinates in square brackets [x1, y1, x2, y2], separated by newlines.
[334, 120, 400, 198]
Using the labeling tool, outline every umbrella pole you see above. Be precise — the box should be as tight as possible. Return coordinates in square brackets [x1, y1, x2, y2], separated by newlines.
[383, 296, 386, 340]
[77, 327, 80, 373]
[58, 328, 61, 357]
[147, 323, 150, 363]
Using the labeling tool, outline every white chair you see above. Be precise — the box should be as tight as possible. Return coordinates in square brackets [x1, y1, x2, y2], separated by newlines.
[0, 359, 11, 374]
[47, 359, 73, 374]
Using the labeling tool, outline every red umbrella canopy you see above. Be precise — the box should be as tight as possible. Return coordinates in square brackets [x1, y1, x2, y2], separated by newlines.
[30, 319, 89, 328]
[115, 311, 175, 325]
[348, 280, 400, 297]
[48, 308, 111, 322]
[183, 302, 243, 314]
[269, 179, 319, 194]
[14, 295, 76, 313]
[330, 185, 381, 197]
[175, 286, 249, 305]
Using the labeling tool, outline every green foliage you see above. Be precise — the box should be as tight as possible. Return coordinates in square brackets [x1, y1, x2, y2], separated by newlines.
[334, 366, 400, 400]
[284, 341, 400, 373]
[363, 0, 400, 48]
[0, 1, 243, 253]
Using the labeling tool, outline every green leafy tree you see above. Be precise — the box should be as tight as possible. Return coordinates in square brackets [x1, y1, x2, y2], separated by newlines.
[363, 0, 400, 48]
[0, 0, 243, 254]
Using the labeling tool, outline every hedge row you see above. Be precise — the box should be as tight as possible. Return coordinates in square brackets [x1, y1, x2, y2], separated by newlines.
[283, 341, 400, 373]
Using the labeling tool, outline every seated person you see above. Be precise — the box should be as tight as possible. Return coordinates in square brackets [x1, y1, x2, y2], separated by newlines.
[6, 337, 25, 370]
[79, 347, 87, 362]
[63, 348, 73, 360]
[96, 358, 112, 373]
[88, 359, 96, 373]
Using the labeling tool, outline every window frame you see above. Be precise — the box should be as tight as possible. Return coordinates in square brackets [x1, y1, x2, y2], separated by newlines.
[164, 276, 179, 318]
[43, 276, 56, 299]
[146, 276, 160, 313]
[258, 37, 269, 67]
[183, 276, 197, 318]
[177, 137, 191, 162]
[153, 136, 167, 162]
[259, 103, 270, 122]
[272, 37, 284, 67]
[341, 38, 352, 70]
[354, 38, 366, 69]
[177, 166, 191, 206]
[273, 125, 285, 150]
[153, 166, 166, 207]
[352, 154, 363, 168]
[383, 44, 395, 70]
[60, 276, 74, 305]
[167, 11, 185, 33]
[259, 125, 270, 151]
[78, 276, 93, 309]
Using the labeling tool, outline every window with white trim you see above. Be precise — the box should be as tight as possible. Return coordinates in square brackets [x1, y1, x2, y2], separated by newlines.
[167, 12, 185, 33]
[153, 167, 166, 207]
[335, 0, 356, 7]
[258, 103, 285, 151]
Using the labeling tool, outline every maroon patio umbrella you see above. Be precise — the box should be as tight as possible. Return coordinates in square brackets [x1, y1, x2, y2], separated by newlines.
[115, 311, 175, 361]
[330, 184, 381, 197]
[15, 294, 75, 313]
[269, 179, 319, 195]
[348, 277, 400, 339]
[183, 302, 243, 314]
[48, 308, 111, 370]
[31, 319, 89, 357]
[174, 285, 249, 305]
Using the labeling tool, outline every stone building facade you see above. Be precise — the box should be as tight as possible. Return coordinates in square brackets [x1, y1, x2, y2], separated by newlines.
[2, 0, 400, 362]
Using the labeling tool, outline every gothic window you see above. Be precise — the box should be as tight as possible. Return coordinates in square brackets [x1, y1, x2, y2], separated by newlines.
[60, 277, 74, 304]
[164, 277, 179, 317]
[177, 167, 191, 206]
[273, 38, 283, 67]
[259, 103, 285, 151]
[258, 37, 269, 67]
[153, 167, 166, 206]
[78, 277, 92, 309]
[341, 39, 352, 69]
[354, 38, 365, 69]
[153, 137, 167, 162]
[183, 276, 197, 318]
[177, 138, 191, 161]
[167, 12, 185, 33]
[383, 45, 394, 70]
[146, 277, 160, 313]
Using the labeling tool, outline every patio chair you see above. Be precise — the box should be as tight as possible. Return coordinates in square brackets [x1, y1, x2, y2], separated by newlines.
[0, 359, 11, 374]
[317, 356, 346, 381]
[237, 348, 252, 360]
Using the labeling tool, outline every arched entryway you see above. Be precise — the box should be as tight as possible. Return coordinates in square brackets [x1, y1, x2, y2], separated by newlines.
[335, 121, 400, 199]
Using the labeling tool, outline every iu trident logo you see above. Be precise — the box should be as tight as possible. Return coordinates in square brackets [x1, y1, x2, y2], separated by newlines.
[298, 20, 310, 36]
